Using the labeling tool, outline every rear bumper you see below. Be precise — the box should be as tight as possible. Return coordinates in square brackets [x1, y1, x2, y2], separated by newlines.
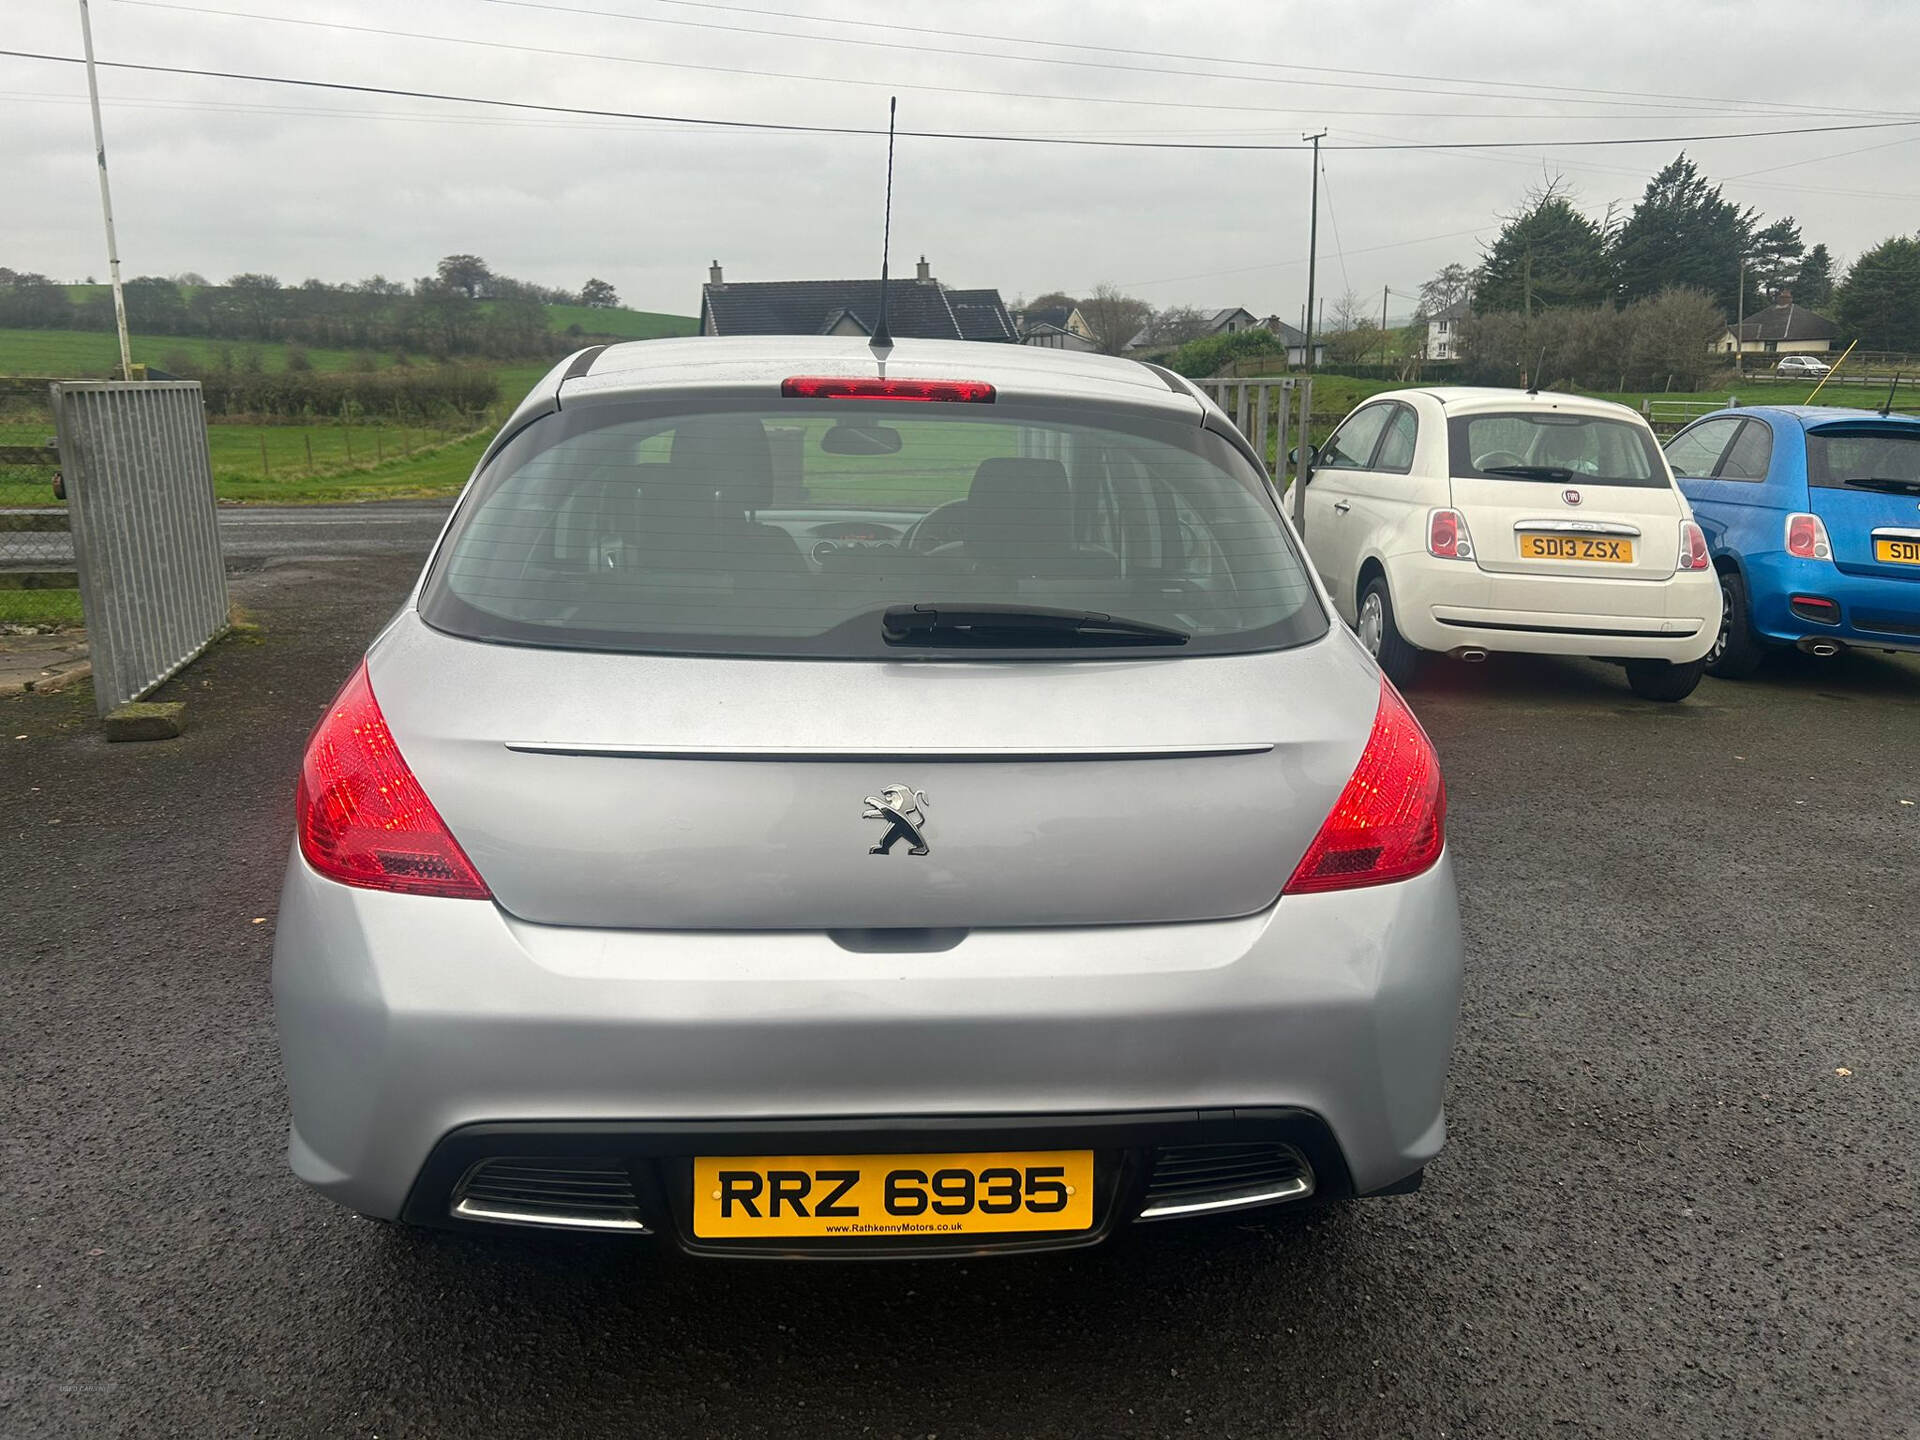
[1743, 552, 1920, 652]
[1390, 555, 1719, 661]
[271, 850, 1464, 1235]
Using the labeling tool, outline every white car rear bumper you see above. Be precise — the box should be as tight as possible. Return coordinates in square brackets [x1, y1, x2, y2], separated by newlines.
[1392, 558, 1719, 661]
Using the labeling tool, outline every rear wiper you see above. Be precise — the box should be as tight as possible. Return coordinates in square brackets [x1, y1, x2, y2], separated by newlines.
[882, 603, 1189, 647]
[1479, 464, 1576, 481]
[1841, 476, 1920, 495]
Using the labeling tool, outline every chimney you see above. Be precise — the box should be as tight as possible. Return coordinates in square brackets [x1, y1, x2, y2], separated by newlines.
[1774, 289, 1792, 308]
[915, 255, 931, 283]
[708, 260, 724, 286]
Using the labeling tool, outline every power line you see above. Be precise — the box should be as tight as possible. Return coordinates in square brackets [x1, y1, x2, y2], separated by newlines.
[7, 50, 1920, 152]
[476, 0, 1920, 125]
[1319, 153, 1353, 296]
[106, 1, 1864, 126]
[434, 0, 1873, 123]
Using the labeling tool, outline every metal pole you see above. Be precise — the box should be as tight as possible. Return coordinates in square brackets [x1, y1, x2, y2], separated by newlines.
[1302, 130, 1326, 375]
[1380, 283, 1390, 365]
[1735, 257, 1746, 381]
[77, 0, 132, 382]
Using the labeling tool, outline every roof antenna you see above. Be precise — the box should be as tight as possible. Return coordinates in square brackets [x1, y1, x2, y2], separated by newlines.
[1880, 370, 1900, 418]
[1527, 347, 1545, 396]
[870, 96, 897, 354]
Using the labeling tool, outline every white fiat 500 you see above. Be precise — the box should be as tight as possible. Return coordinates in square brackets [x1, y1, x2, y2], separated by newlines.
[1298, 388, 1721, 700]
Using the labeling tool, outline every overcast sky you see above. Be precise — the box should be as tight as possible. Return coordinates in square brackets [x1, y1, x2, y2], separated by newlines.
[7, 0, 1920, 323]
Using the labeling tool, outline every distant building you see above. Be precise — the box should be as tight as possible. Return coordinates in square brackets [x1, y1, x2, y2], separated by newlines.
[1714, 296, 1838, 357]
[1014, 304, 1095, 349]
[1255, 316, 1327, 369]
[698, 257, 1016, 342]
[1425, 298, 1472, 361]
[1128, 306, 1263, 351]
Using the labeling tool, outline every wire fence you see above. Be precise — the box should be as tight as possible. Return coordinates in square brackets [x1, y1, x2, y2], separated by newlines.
[0, 385, 76, 627]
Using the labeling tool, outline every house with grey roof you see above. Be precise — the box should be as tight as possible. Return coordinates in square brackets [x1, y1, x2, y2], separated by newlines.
[698, 258, 1016, 342]
[1714, 295, 1839, 358]
[1425, 298, 1472, 361]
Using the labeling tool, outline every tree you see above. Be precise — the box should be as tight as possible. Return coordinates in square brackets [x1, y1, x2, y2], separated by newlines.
[1026, 290, 1079, 312]
[1477, 179, 1612, 315]
[1794, 243, 1835, 308]
[1611, 154, 1755, 314]
[435, 253, 492, 300]
[223, 273, 282, 337]
[1077, 282, 1152, 354]
[1748, 217, 1806, 305]
[1417, 262, 1474, 318]
[1834, 234, 1920, 352]
[1138, 304, 1212, 347]
[580, 277, 619, 309]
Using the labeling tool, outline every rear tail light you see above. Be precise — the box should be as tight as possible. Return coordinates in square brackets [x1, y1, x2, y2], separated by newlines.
[1284, 678, 1447, 895]
[781, 376, 995, 403]
[295, 661, 491, 900]
[1428, 508, 1475, 560]
[1678, 519, 1710, 571]
[1785, 512, 1832, 561]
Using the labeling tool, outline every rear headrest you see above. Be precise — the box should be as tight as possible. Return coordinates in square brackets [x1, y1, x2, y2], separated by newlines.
[670, 416, 774, 511]
[965, 457, 1073, 555]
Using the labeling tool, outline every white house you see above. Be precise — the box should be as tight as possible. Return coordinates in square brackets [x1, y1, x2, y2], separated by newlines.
[1714, 297, 1838, 358]
[1425, 298, 1471, 361]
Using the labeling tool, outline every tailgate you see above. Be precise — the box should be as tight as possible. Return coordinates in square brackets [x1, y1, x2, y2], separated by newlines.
[368, 615, 1380, 930]
[1804, 421, 1920, 580]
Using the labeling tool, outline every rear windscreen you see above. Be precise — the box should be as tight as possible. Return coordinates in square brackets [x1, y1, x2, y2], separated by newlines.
[1806, 427, 1920, 489]
[418, 400, 1326, 658]
[1448, 412, 1671, 489]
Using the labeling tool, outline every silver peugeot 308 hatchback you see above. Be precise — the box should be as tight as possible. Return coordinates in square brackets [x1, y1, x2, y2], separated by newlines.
[273, 336, 1463, 1256]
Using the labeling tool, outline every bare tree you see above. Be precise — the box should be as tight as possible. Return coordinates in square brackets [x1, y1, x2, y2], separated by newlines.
[1417, 263, 1475, 318]
[1078, 283, 1153, 355]
[1142, 304, 1213, 347]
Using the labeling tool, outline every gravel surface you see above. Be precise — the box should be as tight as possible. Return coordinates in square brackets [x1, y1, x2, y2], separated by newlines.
[2, 553, 1915, 1439]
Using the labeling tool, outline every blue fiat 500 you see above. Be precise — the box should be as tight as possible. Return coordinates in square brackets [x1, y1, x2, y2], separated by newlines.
[1663, 405, 1920, 676]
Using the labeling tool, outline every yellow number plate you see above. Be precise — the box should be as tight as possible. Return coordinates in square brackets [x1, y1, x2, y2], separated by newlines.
[692, 1150, 1094, 1239]
[1874, 537, 1920, 565]
[1519, 533, 1635, 563]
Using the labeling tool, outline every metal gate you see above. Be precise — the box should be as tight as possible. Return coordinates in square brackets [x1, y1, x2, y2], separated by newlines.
[49, 381, 228, 714]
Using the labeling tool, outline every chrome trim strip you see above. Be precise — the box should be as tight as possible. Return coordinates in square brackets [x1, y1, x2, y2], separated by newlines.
[1137, 1175, 1314, 1221]
[505, 742, 1276, 761]
[1512, 519, 1642, 536]
[1870, 527, 1920, 541]
[451, 1198, 650, 1232]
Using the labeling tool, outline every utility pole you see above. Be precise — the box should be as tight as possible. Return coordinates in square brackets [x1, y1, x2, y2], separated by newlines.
[1380, 283, 1390, 365]
[1735, 256, 1747, 381]
[77, 0, 132, 382]
[1302, 130, 1326, 375]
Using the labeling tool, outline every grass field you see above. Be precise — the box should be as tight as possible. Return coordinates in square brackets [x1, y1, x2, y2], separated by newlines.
[538, 304, 698, 340]
[0, 327, 394, 377]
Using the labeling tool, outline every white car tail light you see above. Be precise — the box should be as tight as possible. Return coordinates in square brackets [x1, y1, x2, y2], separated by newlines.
[1785, 512, 1832, 561]
[296, 661, 492, 899]
[1284, 678, 1447, 895]
[1428, 508, 1474, 560]
[1678, 520, 1710, 571]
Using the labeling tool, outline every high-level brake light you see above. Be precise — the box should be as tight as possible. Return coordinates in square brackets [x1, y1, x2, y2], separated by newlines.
[296, 662, 491, 900]
[781, 377, 996, 403]
[1284, 678, 1447, 895]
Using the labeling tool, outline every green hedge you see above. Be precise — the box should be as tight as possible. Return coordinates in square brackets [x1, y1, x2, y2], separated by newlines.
[192, 366, 500, 419]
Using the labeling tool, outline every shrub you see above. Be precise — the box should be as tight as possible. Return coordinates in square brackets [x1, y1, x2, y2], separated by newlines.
[192, 366, 499, 420]
[1166, 329, 1286, 378]
[1456, 288, 1728, 391]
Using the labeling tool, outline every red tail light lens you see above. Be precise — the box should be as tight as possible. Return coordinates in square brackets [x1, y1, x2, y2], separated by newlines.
[1785, 512, 1831, 561]
[781, 376, 995, 403]
[1678, 519, 1710, 571]
[1284, 679, 1447, 895]
[295, 662, 491, 900]
[1428, 508, 1474, 560]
